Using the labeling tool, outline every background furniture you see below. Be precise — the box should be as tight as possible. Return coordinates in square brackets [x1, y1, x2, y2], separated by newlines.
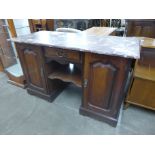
[2, 19, 26, 88]
[83, 27, 116, 36]
[5, 60, 26, 88]
[28, 19, 54, 32]
[125, 19, 155, 38]
[28, 19, 125, 35]
[0, 19, 16, 69]
[56, 28, 82, 33]
[0, 58, 3, 71]
[125, 19, 155, 110]
[125, 38, 155, 110]
[54, 19, 125, 31]
[11, 29, 139, 126]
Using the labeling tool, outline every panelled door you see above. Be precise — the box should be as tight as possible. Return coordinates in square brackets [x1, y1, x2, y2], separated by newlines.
[15, 43, 47, 93]
[82, 53, 130, 123]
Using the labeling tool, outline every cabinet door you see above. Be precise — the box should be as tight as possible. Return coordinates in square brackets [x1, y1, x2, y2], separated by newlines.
[16, 44, 47, 93]
[81, 53, 131, 125]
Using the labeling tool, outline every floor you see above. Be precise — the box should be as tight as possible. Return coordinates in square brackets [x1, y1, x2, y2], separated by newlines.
[0, 72, 155, 135]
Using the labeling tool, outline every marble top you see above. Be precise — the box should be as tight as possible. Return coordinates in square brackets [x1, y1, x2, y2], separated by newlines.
[11, 31, 140, 59]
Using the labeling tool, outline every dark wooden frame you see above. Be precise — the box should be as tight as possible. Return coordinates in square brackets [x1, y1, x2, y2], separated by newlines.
[15, 42, 132, 126]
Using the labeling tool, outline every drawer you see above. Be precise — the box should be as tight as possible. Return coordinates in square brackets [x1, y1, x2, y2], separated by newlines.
[44, 47, 81, 63]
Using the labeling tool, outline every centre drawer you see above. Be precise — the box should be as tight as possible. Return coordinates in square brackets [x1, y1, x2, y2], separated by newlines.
[44, 47, 81, 63]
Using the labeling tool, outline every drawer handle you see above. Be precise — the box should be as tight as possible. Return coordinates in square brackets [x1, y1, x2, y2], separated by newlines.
[57, 51, 63, 57]
[57, 51, 68, 58]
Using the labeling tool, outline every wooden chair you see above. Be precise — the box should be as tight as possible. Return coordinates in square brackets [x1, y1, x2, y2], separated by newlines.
[56, 27, 82, 33]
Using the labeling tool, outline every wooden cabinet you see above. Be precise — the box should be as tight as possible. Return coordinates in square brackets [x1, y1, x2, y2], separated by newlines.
[125, 19, 155, 38]
[138, 47, 155, 67]
[80, 53, 132, 126]
[126, 47, 155, 110]
[15, 43, 48, 94]
[124, 20, 155, 111]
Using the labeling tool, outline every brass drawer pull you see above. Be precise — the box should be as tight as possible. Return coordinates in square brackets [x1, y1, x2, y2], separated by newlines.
[57, 51, 63, 57]
[57, 51, 68, 58]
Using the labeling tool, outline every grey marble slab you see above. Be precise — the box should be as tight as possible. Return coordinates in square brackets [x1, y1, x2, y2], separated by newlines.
[11, 31, 140, 59]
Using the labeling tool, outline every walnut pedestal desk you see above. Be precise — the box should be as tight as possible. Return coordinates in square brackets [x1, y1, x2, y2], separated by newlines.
[11, 31, 140, 127]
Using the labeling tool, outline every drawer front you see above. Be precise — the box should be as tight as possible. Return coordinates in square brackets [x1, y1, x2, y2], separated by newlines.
[44, 47, 81, 63]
